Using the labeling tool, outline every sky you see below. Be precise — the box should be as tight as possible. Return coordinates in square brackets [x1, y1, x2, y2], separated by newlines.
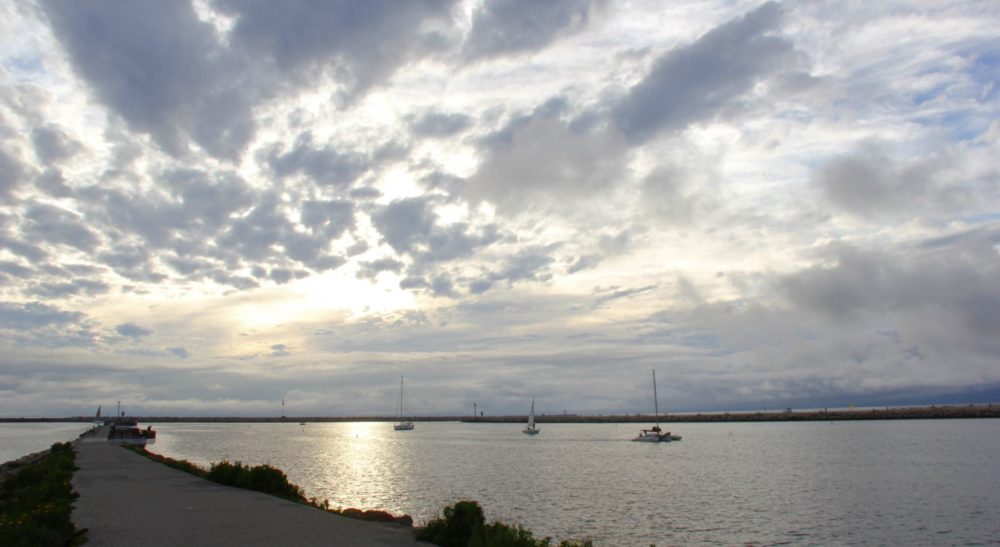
[0, 0, 998, 418]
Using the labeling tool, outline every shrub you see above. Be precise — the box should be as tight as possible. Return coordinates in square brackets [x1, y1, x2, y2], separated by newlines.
[0, 442, 86, 546]
[417, 500, 593, 547]
[418, 500, 486, 546]
[207, 461, 306, 503]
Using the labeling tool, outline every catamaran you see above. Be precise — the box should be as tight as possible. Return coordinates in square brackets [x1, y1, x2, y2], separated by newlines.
[393, 376, 414, 431]
[632, 369, 681, 442]
[523, 398, 540, 435]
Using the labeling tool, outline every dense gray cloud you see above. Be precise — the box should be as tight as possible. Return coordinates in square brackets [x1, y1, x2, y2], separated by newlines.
[166, 346, 189, 359]
[40, 0, 255, 159]
[115, 323, 152, 338]
[467, 114, 630, 214]
[640, 164, 708, 226]
[31, 125, 80, 164]
[215, 0, 458, 99]
[218, 194, 292, 262]
[0, 301, 84, 330]
[270, 344, 290, 357]
[463, 0, 602, 61]
[22, 203, 100, 253]
[0, 149, 25, 198]
[167, 170, 257, 232]
[357, 257, 405, 280]
[0, 261, 33, 279]
[97, 244, 165, 283]
[612, 1, 798, 143]
[780, 237, 1000, 357]
[301, 200, 355, 239]
[468, 245, 558, 292]
[266, 134, 371, 187]
[39, 0, 459, 160]
[35, 169, 74, 198]
[370, 198, 439, 255]
[408, 111, 473, 138]
[26, 279, 110, 299]
[814, 145, 986, 221]
[369, 197, 503, 293]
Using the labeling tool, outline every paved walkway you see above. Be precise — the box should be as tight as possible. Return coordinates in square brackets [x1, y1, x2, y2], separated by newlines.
[73, 429, 429, 546]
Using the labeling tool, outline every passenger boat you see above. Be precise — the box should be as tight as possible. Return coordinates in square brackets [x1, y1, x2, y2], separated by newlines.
[107, 418, 157, 446]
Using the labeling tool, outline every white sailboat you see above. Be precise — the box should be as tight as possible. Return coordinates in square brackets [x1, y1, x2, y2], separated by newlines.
[523, 398, 540, 435]
[632, 369, 681, 442]
[393, 376, 414, 431]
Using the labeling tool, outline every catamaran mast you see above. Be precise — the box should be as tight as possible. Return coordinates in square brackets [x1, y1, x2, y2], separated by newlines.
[652, 370, 659, 428]
[398, 376, 404, 419]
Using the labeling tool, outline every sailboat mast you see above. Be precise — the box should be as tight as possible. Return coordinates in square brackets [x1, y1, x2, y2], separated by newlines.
[652, 369, 659, 427]
[399, 376, 404, 418]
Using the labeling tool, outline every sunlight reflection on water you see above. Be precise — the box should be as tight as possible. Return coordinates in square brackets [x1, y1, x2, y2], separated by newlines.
[148, 420, 1000, 545]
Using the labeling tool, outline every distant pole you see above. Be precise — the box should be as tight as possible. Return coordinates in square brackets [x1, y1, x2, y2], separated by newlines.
[474, 403, 477, 419]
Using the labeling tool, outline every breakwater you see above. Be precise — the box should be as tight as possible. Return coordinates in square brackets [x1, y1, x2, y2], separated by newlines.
[3, 404, 996, 424]
[463, 404, 1000, 423]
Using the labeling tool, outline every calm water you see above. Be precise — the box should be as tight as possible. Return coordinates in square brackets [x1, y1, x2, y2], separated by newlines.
[139, 420, 1000, 546]
[0, 422, 93, 464]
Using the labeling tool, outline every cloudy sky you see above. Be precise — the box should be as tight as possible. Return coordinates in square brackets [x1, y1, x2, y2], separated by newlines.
[1, 0, 998, 418]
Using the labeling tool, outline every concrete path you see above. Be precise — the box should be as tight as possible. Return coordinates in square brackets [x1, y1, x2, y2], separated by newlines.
[73, 429, 429, 546]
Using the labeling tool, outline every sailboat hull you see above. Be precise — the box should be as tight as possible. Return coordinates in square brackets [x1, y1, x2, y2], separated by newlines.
[394, 423, 414, 431]
[522, 427, 540, 435]
[632, 432, 671, 442]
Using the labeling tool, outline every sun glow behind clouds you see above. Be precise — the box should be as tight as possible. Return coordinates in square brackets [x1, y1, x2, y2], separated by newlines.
[209, 268, 416, 335]
[293, 269, 417, 320]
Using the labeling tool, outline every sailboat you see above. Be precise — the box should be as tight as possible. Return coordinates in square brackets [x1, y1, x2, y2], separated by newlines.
[632, 369, 681, 442]
[393, 376, 414, 431]
[523, 398, 540, 435]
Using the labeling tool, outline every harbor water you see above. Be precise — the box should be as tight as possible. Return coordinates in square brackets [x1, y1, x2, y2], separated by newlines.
[0, 422, 93, 464]
[143, 419, 1000, 545]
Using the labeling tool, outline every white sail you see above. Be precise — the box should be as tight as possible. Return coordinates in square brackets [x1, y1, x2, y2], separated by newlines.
[523, 397, 540, 434]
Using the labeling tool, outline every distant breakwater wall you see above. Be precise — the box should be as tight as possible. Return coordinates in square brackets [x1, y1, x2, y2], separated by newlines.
[3, 404, 997, 423]
[464, 404, 1000, 423]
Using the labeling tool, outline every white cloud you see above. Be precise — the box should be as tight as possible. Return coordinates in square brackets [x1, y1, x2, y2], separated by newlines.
[1, 0, 998, 416]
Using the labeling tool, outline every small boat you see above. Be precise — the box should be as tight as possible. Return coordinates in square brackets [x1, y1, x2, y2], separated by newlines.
[107, 418, 157, 446]
[523, 398, 540, 435]
[393, 376, 414, 431]
[632, 370, 680, 442]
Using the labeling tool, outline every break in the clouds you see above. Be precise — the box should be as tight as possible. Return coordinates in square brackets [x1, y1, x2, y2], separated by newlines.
[1, 0, 998, 417]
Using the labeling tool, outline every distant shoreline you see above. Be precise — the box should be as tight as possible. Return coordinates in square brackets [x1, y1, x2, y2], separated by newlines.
[3, 403, 997, 423]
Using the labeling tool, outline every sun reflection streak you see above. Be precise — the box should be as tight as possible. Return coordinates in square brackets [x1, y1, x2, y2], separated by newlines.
[314, 422, 403, 513]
